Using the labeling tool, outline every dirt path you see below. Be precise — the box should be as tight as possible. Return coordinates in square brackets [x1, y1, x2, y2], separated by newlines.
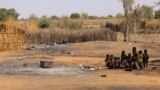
[0, 70, 160, 90]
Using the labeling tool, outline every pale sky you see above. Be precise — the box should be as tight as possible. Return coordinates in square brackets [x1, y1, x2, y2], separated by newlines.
[0, 0, 159, 19]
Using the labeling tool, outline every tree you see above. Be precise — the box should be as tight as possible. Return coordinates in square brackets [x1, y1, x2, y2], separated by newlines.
[70, 13, 80, 19]
[81, 13, 88, 19]
[155, 9, 160, 19]
[29, 14, 39, 20]
[0, 8, 19, 21]
[50, 15, 59, 19]
[7, 8, 19, 19]
[39, 18, 51, 29]
[0, 8, 8, 21]
[152, 1, 160, 19]
[116, 13, 124, 18]
[153, 1, 160, 7]
[138, 5, 153, 19]
[108, 15, 113, 18]
[42, 15, 48, 19]
[88, 16, 98, 19]
[120, 0, 134, 41]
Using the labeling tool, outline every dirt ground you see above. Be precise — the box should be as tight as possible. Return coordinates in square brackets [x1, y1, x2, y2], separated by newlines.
[0, 41, 160, 90]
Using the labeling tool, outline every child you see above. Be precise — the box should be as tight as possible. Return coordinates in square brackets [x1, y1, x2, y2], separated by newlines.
[143, 49, 149, 67]
[109, 54, 115, 69]
[105, 54, 110, 67]
[127, 53, 132, 68]
[120, 50, 127, 69]
[132, 47, 137, 56]
[138, 50, 143, 69]
[114, 56, 120, 68]
[131, 47, 140, 69]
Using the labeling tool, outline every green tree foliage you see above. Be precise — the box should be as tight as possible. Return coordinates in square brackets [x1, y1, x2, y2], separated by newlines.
[0, 8, 19, 21]
[39, 18, 51, 29]
[88, 16, 98, 19]
[138, 5, 153, 19]
[70, 13, 80, 19]
[155, 9, 160, 19]
[50, 15, 59, 19]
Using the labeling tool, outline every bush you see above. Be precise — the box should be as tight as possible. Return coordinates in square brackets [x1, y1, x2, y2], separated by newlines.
[39, 18, 51, 29]
[155, 9, 160, 19]
[70, 13, 80, 19]
[81, 13, 88, 19]
[137, 5, 154, 19]
[29, 14, 39, 20]
[50, 15, 59, 19]
[88, 16, 98, 19]
[116, 13, 124, 18]
[108, 15, 113, 18]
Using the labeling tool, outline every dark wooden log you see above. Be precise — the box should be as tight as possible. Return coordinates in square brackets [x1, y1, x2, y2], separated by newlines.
[57, 40, 68, 44]
[61, 40, 68, 44]
[101, 75, 107, 77]
[152, 67, 157, 70]
[125, 68, 133, 71]
[40, 61, 53, 68]
[150, 60, 160, 63]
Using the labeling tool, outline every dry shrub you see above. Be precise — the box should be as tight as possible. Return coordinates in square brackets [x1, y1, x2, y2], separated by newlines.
[101, 19, 160, 34]
[103, 19, 124, 25]
[145, 19, 160, 30]
[102, 19, 125, 32]
[18, 19, 39, 33]
[26, 29, 116, 44]
[83, 19, 124, 26]
[53, 18, 124, 29]
[137, 19, 160, 34]
[52, 19, 83, 29]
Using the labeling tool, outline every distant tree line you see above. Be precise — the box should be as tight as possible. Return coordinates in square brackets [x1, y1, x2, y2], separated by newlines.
[1, 6, 160, 29]
[0, 7, 160, 22]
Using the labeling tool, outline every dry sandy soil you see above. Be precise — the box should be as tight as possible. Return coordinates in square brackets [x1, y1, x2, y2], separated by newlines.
[0, 41, 160, 90]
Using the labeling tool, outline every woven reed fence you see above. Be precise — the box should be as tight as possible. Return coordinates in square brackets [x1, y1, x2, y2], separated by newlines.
[0, 20, 25, 52]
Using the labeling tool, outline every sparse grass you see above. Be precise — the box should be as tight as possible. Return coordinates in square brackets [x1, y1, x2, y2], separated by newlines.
[26, 29, 116, 44]
[145, 19, 160, 30]
[17, 18, 160, 46]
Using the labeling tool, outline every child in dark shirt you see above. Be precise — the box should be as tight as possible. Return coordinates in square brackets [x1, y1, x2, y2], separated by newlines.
[120, 50, 128, 69]
[105, 54, 110, 67]
[143, 49, 149, 67]
[127, 53, 132, 68]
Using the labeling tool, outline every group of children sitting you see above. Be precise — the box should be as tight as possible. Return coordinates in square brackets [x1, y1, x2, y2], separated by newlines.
[105, 47, 149, 70]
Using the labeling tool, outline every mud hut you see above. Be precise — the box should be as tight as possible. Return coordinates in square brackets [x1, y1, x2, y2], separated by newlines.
[0, 19, 25, 52]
